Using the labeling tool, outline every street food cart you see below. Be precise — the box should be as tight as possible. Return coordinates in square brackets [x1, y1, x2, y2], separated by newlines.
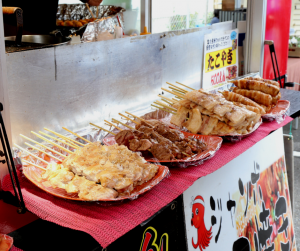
[0, 0, 297, 250]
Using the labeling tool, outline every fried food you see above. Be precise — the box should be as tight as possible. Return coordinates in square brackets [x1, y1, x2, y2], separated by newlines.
[222, 90, 266, 114]
[232, 88, 272, 106]
[244, 76, 280, 88]
[231, 79, 280, 97]
[62, 143, 159, 195]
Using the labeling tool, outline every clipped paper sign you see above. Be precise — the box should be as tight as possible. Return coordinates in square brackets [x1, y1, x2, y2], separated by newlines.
[202, 29, 239, 90]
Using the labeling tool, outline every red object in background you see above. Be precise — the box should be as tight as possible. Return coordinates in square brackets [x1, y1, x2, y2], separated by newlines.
[263, 0, 292, 84]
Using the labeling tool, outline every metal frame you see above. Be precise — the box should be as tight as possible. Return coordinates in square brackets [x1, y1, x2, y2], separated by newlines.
[245, 0, 267, 75]
[141, 0, 152, 33]
[0, 102, 26, 213]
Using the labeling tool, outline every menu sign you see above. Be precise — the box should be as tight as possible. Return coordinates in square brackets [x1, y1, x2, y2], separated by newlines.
[202, 29, 239, 90]
[183, 128, 296, 251]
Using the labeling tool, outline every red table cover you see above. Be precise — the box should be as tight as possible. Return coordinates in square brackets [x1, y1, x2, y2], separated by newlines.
[1, 117, 293, 248]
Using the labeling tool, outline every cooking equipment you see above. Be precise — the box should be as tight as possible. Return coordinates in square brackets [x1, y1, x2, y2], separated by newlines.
[2, 7, 23, 46]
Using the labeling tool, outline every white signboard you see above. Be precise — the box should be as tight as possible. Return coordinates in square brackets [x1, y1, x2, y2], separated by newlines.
[202, 29, 239, 90]
[183, 128, 296, 251]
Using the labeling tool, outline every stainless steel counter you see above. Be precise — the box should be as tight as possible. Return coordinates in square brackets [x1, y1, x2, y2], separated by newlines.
[5, 27, 211, 145]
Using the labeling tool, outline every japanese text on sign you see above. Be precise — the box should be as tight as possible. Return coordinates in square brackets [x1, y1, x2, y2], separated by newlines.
[205, 48, 236, 73]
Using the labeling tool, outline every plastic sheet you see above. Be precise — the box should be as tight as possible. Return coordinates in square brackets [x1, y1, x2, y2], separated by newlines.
[13, 126, 169, 202]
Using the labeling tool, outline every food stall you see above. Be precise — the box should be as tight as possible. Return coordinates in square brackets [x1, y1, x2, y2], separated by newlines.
[0, 0, 298, 251]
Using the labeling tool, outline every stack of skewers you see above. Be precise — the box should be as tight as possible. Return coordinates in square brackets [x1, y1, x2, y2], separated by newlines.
[16, 126, 164, 201]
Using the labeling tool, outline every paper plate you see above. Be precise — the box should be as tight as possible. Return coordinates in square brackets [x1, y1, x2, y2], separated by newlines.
[0, 234, 13, 251]
[103, 132, 223, 168]
[22, 162, 169, 202]
[262, 100, 290, 122]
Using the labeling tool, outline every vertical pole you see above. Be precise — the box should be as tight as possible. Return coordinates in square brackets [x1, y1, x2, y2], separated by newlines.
[0, 0, 12, 180]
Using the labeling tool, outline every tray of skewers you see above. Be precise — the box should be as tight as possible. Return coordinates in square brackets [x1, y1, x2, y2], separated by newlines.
[101, 114, 223, 168]
[15, 127, 169, 202]
[228, 77, 290, 123]
[148, 78, 286, 142]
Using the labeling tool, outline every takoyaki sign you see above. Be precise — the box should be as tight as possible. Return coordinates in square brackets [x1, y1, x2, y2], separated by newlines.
[202, 29, 238, 90]
[183, 128, 296, 251]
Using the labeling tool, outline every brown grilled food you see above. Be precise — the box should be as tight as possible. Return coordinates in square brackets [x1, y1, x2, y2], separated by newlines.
[231, 79, 280, 97]
[245, 77, 280, 88]
[232, 88, 272, 106]
[222, 90, 266, 114]
[62, 143, 159, 195]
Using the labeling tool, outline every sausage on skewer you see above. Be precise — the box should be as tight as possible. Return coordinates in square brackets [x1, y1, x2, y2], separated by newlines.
[221, 90, 266, 114]
[232, 88, 272, 106]
[231, 79, 280, 97]
[245, 77, 280, 88]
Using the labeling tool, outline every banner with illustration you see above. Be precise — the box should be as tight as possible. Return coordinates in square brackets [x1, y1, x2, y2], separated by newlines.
[183, 128, 296, 251]
[202, 29, 239, 90]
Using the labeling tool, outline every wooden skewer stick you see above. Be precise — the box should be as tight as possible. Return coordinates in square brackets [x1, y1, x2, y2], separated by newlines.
[169, 88, 186, 97]
[14, 143, 49, 165]
[20, 134, 66, 158]
[96, 6, 99, 18]
[175, 96, 183, 100]
[161, 88, 186, 99]
[166, 82, 188, 93]
[21, 159, 47, 171]
[31, 131, 73, 154]
[24, 142, 62, 162]
[111, 118, 135, 130]
[62, 127, 92, 144]
[158, 95, 175, 104]
[175, 81, 195, 90]
[154, 101, 177, 111]
[39, 131, 79, 149]
[168, 86, 187, 94]
[44, 128, 85, 147]
[85, 3, 95, 18]
[104, 120, 123, 131]
[151, 104, 177, 115]
[159, 98, 173, 106]
[125, 111, 146, 122]
[89, 123, 116, 136]
[118, 113, 139, 125]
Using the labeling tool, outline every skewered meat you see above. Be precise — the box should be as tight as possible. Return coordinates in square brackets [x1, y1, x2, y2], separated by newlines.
[182, 108, 202, 134]
[63, 143, 159, 194]
[272, 92, 281, 104]
[231, 79, 280, 96]
[170, 106, 190, 127]
[185, 90, 257, 127]
[232, 102, 262, 114]
[222, 90, 266, 114]
[42, 163, 119, 200]
[245, 77, 280, 88]
[150, 143, 175, 160]
[115, 130, 135, 147]
[233, 88, 272, 106]
[199, 115, 219, 135]
[114, 119, 208, 160]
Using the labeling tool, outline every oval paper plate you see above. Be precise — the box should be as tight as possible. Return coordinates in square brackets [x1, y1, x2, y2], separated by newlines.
[103, 132, 223, 168]
[262, 100, 290, 121]
[22, 163, 169, 202]
[0, 234, 13, 251]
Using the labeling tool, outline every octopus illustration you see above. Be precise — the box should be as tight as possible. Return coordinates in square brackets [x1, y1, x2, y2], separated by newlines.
[191, 196, 212, 251]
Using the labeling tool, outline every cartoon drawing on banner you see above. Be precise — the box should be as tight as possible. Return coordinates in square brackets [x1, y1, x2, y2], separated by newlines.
[185, 156, 296, 251]
[139, 226, 169, 251]
[190, 196, 212, 250]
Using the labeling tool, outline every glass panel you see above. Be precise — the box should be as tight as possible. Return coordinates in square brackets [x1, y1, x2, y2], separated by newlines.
[152, 0, 215, 34]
